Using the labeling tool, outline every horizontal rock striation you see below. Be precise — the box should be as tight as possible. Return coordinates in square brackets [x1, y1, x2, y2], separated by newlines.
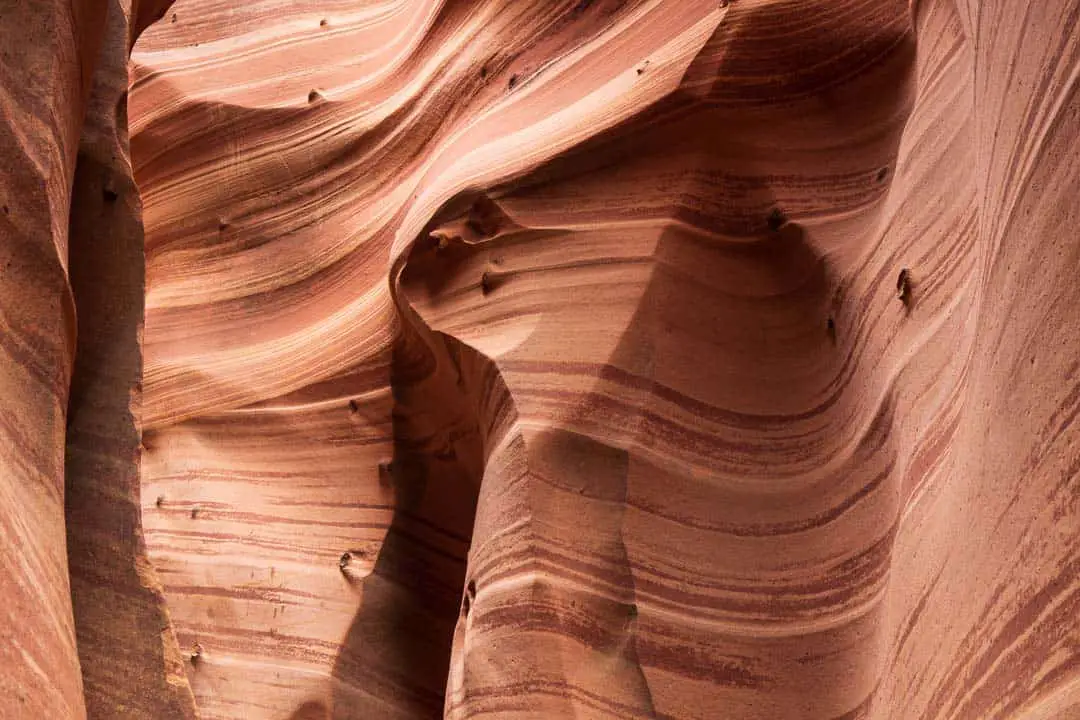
[0, 0, 1077, 717]
[129, 0, 1080, 717]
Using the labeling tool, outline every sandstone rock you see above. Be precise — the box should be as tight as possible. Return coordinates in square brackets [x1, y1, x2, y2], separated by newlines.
[1, 0, 1078, 718]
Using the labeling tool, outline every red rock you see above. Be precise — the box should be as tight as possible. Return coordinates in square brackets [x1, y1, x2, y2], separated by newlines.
[1, 0, 1078, 717]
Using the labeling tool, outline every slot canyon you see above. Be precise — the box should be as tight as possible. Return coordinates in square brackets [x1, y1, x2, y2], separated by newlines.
[0, 0, 1078, 718]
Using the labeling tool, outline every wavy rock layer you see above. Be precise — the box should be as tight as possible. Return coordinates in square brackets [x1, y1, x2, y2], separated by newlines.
[130, 0, 1080, 718]
[0, 0, 1074, 717]
[1, 0, 194, 718]
[0, 1, 94, 715]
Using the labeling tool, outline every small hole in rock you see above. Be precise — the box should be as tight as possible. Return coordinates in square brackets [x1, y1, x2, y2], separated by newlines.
[896, 268, 912, 305]
[320, 18, 328, 27]
[766, 208, 787, 232]
[190, 643, 203, 665]
[877, 167, 889, 182]
[348, 399, 359, 413]
[463, 580, 477, 615]
[508, 74, 518, 90]
[171, 13, 177, 23]
[190, 506, 201, 519]
[155, 495, 165, 508]
[308, 90, 320, 103]
[339, 552, 352, 571]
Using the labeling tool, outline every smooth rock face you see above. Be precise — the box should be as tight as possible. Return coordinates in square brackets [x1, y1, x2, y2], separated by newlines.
[1, 0, 1079, 718]
[65, 1, 197, 717]
[0, 1, 103, 717]
[1, 0, 196, 717]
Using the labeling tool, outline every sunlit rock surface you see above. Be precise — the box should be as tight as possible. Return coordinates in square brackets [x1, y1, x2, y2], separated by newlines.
[0, 0, 1078, 718]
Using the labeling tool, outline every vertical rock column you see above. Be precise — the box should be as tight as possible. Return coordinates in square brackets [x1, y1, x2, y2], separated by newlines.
[0, 0, 106, 717]
[64, 0, 196, 717]
[391, 3, 919, 716]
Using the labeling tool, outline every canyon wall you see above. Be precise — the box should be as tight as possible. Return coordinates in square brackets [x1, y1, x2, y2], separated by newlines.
[0, 0, 1077, 718]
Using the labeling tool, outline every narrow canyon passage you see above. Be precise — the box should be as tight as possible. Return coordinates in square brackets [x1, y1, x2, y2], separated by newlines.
[0, 0, 1077, 718]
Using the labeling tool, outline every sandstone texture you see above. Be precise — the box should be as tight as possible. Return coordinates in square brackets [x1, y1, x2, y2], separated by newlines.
[0, 0, 1078, 718]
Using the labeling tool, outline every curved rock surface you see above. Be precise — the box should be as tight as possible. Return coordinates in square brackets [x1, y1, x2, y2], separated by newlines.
[0, 0, 1078, 718]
